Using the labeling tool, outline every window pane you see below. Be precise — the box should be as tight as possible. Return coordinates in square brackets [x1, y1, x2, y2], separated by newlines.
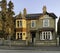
[17, 33, 19, 35]
[43, 19, 49, 27]
[40, 32, 42, 40]
[17, 21, 19, 27]
[23, 33, 25, 35]
[31, 20, 36, 28]
[32, 21, 34, 27]
[20, 21, 22, 27]
[20, 33, 22, 35]
[50, 32, 52, 40]
[47, 32, 50, 40]
[19, 33, 22, 39]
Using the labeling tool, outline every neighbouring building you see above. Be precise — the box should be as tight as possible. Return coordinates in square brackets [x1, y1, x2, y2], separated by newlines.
[57, 17, 60, 45]
[15, 6, 57, 46]
[57, 17, 60, 35]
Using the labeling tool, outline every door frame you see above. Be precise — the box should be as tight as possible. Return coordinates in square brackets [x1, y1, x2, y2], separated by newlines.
[30, 31, 36, 44]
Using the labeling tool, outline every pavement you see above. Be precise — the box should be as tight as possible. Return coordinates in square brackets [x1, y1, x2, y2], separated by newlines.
[0, 50, 60, 53]
[0, 45, 60, 51]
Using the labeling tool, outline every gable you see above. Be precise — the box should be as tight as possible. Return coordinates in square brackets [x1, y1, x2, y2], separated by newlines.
[40, 15, 52, 19]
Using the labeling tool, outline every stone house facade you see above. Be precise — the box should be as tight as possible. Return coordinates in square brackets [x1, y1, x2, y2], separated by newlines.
[0, 0, 57, 46]
[15, 6, 57, 46]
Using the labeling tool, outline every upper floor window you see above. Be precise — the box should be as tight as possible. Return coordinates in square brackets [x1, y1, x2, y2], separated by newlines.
[31, 20, 36, 28]
[20, 21, 22, 27]
[43, 19, 49, 27]
[17, 21, 19, 27]
[16, 20, 22, 28]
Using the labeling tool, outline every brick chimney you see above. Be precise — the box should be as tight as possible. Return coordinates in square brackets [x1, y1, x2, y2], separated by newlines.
[23, 8, 27, 16]
[42, 6, 47, 14]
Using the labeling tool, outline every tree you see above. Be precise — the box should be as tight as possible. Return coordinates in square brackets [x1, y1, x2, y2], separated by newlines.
[6, 0, 15, 40]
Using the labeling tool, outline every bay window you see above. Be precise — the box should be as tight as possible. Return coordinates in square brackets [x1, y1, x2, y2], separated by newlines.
[40, 31, 52, 40]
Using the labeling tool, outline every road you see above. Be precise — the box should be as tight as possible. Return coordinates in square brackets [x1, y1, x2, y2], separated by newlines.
[0, 46, 60, 51]
[0, 50, 60, 53]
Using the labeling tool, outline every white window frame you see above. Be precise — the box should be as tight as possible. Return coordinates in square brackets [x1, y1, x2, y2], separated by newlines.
[19, 33, 22, 39]
[40, 31, 52, 40]
[16, 20, 22, 28]
[19, 21, 22, 27]
[17, 32, 22, 40]
[43, 19, 49, 27]
[31, 20, 36, 28]
[16, 20, 19, 28]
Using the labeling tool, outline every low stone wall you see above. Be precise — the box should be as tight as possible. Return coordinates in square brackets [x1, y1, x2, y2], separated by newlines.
[35, 40, 57, 46]
[0, 40, 26, 46]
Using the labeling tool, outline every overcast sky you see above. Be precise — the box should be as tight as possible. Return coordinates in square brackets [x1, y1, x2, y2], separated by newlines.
[0, 0, 60, 31]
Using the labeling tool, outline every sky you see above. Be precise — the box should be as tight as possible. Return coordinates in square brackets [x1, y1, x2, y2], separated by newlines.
[0, 0, 60, 18]
[0, 0, 60, 31]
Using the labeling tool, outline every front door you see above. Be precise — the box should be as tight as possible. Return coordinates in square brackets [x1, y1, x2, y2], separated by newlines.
[31, 32, 36, 44]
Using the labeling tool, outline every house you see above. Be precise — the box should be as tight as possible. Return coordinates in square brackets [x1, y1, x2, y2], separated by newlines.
[0, 0, 58, 46]
[15, 6, 57, 46]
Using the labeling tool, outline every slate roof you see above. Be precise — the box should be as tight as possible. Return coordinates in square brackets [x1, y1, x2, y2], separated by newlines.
[26, 13, 41, 20]
[45, 12, 57, 19]
[26, 12, 57, 20]
[15, 11, 57, 20]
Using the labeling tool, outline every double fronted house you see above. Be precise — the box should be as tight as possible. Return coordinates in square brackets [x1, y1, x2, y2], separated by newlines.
[15, 6, 57, 46]
[0, 0, 58, 46]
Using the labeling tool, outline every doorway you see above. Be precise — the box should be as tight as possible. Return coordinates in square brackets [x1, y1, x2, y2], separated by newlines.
[31, 32, 36, 44]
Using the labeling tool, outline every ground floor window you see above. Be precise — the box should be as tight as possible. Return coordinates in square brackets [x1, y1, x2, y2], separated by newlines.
[17, 33, 22, 39]
[16, 32, 26, 40]
[40, 31, 52, 40]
